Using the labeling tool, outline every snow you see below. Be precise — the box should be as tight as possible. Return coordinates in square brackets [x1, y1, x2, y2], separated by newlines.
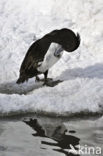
[0, 0, 103, 117]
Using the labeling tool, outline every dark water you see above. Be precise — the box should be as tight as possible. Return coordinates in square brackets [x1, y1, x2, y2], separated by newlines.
[23, 118, 80, 156]
[0, 116, 103, 156]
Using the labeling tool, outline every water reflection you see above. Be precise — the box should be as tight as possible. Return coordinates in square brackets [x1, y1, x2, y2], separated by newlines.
[23, 118, 80, 156]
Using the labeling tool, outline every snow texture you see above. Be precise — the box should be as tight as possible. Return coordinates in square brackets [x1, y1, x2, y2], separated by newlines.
[0, 0, 103, 116]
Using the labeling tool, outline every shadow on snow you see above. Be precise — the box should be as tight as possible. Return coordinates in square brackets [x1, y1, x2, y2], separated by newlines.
[0, 63, 103, 95]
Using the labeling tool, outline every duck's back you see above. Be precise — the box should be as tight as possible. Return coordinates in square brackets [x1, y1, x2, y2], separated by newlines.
[17, 35, 51, 83]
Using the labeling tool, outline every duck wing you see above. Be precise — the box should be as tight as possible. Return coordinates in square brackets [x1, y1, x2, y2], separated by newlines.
[20, 42, 43, 73]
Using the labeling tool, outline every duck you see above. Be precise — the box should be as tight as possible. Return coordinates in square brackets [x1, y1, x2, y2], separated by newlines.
[16, 28, 80, 86]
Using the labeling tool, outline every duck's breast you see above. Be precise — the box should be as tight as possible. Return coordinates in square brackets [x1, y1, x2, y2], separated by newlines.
[37, 43, 63, 73]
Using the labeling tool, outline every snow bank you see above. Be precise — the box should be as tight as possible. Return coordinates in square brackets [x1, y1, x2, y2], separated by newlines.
[0, 0, 103, 116]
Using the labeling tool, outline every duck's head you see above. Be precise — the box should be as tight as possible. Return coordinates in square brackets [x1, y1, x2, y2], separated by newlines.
[49, 28, 80, 52]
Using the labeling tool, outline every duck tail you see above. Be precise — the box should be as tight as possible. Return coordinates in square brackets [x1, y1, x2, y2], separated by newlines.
[16, 75, 28, 84]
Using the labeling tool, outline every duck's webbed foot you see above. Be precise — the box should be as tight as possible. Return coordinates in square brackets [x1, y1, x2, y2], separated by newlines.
[43, 79, 62, 87]
[43, 70, 62, 87]
[35, 76, 53, 82]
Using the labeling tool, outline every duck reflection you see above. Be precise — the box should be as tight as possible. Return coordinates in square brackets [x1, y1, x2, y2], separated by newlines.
[23, 118, 80, 156]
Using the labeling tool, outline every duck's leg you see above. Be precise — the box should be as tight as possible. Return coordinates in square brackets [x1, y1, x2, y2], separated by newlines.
[44, 70, 53, 82]
[43, 70, 53, 86]
[44, 70, 48, 81]
[35, 71, 52, 82]
[36, 71, 62, 87]
[43, 70, 62, 87]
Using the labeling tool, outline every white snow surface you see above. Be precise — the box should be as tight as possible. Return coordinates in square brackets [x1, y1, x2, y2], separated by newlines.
[0, 0, 103, 116]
